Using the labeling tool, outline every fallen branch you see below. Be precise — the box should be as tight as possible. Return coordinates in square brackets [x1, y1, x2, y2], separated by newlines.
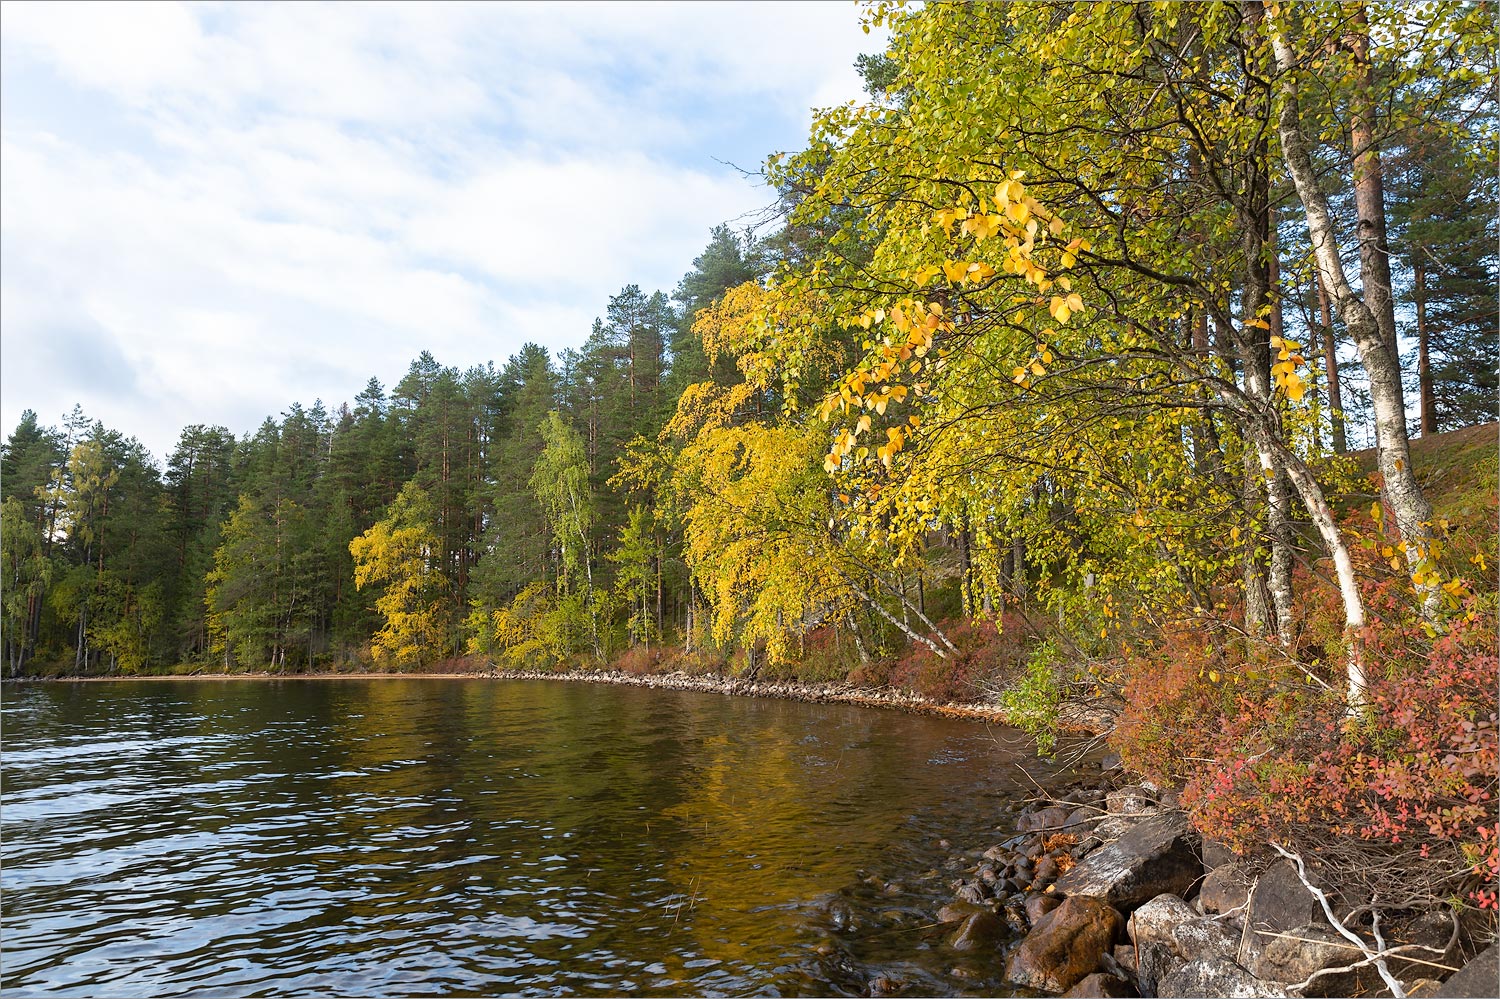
[1270, 843, 1409, 998]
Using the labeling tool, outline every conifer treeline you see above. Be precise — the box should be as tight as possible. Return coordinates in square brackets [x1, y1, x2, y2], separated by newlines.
[0, 228, 766, 674]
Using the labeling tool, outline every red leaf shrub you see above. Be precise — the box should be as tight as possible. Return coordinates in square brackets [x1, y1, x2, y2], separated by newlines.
[1178, 607, 1498, 908]
[887, 614, 1037, 702]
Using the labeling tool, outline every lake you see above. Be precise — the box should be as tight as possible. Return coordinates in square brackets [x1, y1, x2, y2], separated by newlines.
[1, 678, 1067, 997]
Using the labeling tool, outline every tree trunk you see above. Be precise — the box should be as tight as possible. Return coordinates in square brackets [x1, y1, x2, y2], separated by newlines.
[1344, 6, 1399, 357]
[1315, 274, 1348, 453]
[1415, 256, 1436, 435]
[1241, 449, 1273, 639]
[1236, 9, 1295, 644]
[1270, 24, 1439, 618]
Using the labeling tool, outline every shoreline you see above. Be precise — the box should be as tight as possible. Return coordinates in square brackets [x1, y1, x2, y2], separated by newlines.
[8, 666, 1116, 734]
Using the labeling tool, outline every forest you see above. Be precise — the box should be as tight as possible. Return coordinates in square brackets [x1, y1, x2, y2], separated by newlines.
[2, 0, 1497, 906]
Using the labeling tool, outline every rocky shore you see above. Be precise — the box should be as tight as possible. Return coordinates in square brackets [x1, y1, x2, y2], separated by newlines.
[927, 765, 1497, 998]
[487, 666, 1075, 725]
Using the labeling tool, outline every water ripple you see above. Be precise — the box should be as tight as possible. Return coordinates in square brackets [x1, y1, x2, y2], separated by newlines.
[1, 679, 1062, 997]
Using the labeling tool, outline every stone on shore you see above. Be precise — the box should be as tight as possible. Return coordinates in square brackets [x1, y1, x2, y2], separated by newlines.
[1063, 970, 1138, 997]
[1106, 784, 1157, 815]
[1435, 942, 1500, 998]
[1018, 803, 1075, 832]
[935, 900, 989, 924]
[1248, 921, 1359, 990]
[1239, 859, 1325, 968]
[1128, 893, 1197, 949]
[1157, 956, 1282, 998]
[1025, 892, 1062, 925]
[1005, 895, 1125, 993]
[1053, 810, 1202, 910]
[1135, 941, 1185, 996]
[946, 910, 1005, 951]
[1200, 862, 1253, 915]
[1169, 916, 1241, 965]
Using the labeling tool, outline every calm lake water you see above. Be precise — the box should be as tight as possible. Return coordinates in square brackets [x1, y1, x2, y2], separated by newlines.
[1, 679, 1068, 997]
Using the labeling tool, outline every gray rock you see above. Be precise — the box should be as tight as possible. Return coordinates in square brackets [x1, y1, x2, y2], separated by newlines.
[1128, 893, 1197, 949]
[1201, 838, 1237, 869]
[1246, 860, 1323, 932]
[1200, 863, 1253, 916]
[1170, 917, 1241, 964]
[1387, 909, 1463, 980]
[1435, 943, 1500, 997]
[1136, 940, 1185, 996]
[1019, 804, 1076, 832]
[1053, 810, 1202, 911]
[1249, 921, 1363, 993]
[954, 880, 988, 905]
[1094, 816, 1139, 841]
[1107, 785, 1158, 815]
[1158, 956, 1282, 998]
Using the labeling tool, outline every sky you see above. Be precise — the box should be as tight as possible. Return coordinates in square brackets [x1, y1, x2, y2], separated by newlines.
[1, 1, 882, 463]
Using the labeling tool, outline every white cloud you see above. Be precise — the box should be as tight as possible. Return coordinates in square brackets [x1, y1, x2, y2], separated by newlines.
[0, 1, 883, 459]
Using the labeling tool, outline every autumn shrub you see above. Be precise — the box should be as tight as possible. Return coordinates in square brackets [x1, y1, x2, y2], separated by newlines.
[1174, 605, 1499, 910]
[614, 643, 662, 676]
[658, 645, 729, 676]
[887, 614, 1036, 702]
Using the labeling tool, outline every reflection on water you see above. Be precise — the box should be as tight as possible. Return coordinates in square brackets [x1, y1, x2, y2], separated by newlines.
[1, 679, 1064, 997]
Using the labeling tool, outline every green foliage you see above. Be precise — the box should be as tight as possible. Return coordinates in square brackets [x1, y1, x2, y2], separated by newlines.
[998, 639, 1063, 758]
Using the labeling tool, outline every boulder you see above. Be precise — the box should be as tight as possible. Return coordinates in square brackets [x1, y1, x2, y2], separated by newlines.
[1053, 810, 1202, 911]
[1063, 971, 1137, 997]
[935, 900, 990, 925]
[1135, 940, 1185, 996]
[1034, 853, 1061, 887]
[1157, 956, 1282, 998]
[1249, 921, 1361, 992]
[1019, 804, 1076, 832]
[1003, 901, 1030, 935]
[1026, 892, 1062, 925]
[1201, 838, 1237, 869]
[1094, 816, 1138, 842]
[1005, 895, 1125, 993]
[1387, 909, 1463, 980]
[1239, 860, 1325, 968]
[1067, 805, 1104, 830]
[1128, 893, 1197, 949]
[1435, 943, 1500, 998]
[1200, 862, 1253, 915]
[1107, 785, 1158, 815]
[1169, 917, 1241, 964]
[947, 909, 1006, 952]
